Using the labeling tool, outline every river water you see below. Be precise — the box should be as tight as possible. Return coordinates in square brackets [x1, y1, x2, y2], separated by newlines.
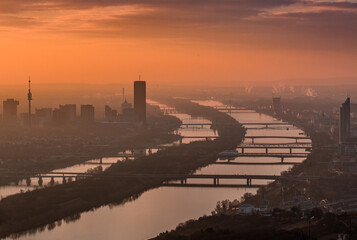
[7, 100, 311, 240]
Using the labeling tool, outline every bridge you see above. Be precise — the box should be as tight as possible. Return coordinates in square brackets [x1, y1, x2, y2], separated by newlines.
[180, 122, 292, 128]
[235, 153, 308, 162]
[237, 143, 312, 153]
[2, 172, 320, 188]
[244, 136, 310, 144]
[213, 161, 300, 166]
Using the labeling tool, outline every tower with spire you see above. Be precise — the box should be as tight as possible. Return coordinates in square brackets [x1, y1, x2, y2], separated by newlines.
[28, 76, 32, 128]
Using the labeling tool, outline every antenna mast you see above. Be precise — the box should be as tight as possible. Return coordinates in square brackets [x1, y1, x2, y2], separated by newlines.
[27, 76, 32, 128]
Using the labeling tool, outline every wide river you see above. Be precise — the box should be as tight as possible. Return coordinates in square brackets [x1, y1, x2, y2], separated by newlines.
[6, 100, 311, 240]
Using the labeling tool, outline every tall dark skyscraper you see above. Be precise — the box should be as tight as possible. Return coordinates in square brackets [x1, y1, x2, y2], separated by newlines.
[339, 97, 351, 144]
[134, 79, 146, 123]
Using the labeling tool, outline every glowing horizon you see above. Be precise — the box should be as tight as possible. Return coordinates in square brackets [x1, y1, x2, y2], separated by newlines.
[0, 0, 356, 85]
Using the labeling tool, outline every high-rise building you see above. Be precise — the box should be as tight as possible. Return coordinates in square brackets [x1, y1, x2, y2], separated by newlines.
[105, 105, 117, 121]
[35, 108, 52, 127]
[3, 99, 19, 124]
[134, 80, 146, 123]
[272, 97, 281, 115]
[59, 104, 76, 122]
[81, 105, 95, 122]
[339, 97, 351, 144]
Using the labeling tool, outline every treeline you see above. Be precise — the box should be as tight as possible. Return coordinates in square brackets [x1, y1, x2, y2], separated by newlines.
[0, 99, 245, 238]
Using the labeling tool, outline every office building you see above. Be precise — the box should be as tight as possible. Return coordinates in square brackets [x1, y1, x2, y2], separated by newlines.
[81, 105, 95, 122]
[105, 105, 117, 122]
[339, 97, 350, 144]
[272, 97, 282, 115]
[35, 108, 53, 127]
[59, 104, 76, 122]
[3, 99, 19, 124]
[134, 80, 146, 123]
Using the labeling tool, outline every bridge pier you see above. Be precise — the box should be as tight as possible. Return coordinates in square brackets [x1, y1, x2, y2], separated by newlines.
[62, 176, 67, 184]
[38, 177, 43, 186]
[247, 178, 252, 186]
[26, 178, 31, 186]
[50, 177, 55, 186]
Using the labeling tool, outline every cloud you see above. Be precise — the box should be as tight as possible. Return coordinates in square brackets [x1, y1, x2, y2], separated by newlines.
[0, 0, 355, 52]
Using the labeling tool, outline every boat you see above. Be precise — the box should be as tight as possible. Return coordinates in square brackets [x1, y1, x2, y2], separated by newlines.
[218, 150, 239, 160]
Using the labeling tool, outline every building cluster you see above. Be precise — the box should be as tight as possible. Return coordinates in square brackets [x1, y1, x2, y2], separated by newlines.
[105, 80, 146, 124]
[0, 79, 147, 128]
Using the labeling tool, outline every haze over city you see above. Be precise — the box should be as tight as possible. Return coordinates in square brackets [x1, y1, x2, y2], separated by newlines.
[0, 1, 357, 240]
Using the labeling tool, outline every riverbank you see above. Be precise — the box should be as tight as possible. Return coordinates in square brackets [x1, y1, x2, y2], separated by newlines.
[0, 99, 245, 238]
[0, 105, 181, 186]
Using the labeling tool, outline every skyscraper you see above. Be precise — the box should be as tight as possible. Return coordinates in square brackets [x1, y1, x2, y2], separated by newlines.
[3, 99, 19, 124]
[134, 79, 146, 123]
[339, 97, 351, 144]
[272, 97, 281, 115]
[81, 105, 95, 122]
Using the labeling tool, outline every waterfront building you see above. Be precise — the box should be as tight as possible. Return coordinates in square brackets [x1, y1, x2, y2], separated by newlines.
[81, 105, 95, 122]
[3, 98, 19, 124]
[134, 79, 146, 123]
[339, 97, 351, 144]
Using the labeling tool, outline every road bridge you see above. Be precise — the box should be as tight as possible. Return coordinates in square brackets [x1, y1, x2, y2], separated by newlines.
[1, 172, 320, 187]
[244, 135, 310, 144]
[213, 161, 300, 166]
[180, 122, 292, 127]
[237, 144, 312, 154]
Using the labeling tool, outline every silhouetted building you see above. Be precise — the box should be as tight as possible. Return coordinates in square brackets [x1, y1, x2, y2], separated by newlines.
[3, 99, 19, 124]
[81, 105, 95, 122]
[339, 97, 350, 144]
[59, 104, 76, 122]
[272, 97, 281, 115]
[134, 80, 146, 123]
[53, 108, 66, 126]
[35, 108, 52, 127]
[105, 105, 117, 122]
[121, 99, 132, 112]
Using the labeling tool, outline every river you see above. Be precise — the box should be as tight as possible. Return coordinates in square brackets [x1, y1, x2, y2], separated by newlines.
[6, 100, 311, 240]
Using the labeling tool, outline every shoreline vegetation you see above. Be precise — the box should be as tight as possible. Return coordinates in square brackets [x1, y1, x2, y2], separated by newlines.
[0, 99, 245, 239]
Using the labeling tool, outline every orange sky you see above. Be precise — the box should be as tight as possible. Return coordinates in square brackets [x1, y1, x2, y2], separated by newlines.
[0, 0, 356, 85]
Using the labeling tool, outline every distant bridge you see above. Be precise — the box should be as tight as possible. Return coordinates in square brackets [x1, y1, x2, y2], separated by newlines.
[244, 136, 310, 144]
[180, 122, 292, 128]
[213, 161, 300, 166]
[2, 172, 320, 188]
